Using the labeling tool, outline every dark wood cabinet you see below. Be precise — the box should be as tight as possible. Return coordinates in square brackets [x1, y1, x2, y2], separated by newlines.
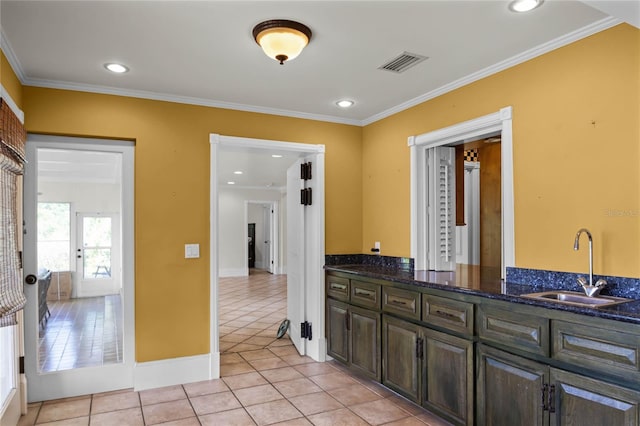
[326, 270, 640, 426]
[326, 298, 349, 364]
[477, 343, 548, 426]
[423, 328, 473, 425]
[550, 368, 640, 426]
[383, 315, 473, 425]
[326, 292, 381, 380]
[382, 315, 421, 402]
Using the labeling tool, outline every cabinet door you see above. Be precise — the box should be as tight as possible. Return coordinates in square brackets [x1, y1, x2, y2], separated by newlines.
[424, 328, 473, 425]
[383, 315, 421, 402]
[477, 344, 548, 426]
[349, 305, 381, 380]
[326, 299, 349, 364]
[550, 368, 640, 426]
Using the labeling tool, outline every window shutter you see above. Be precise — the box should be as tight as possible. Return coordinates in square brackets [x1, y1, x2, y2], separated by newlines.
[428, 146, 456, 271]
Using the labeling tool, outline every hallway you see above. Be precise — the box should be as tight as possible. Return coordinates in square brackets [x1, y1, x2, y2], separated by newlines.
[17, 273, 451, 425]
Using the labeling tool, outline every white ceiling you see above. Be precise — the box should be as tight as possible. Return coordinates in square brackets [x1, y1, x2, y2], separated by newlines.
[2, 1, 637, 186]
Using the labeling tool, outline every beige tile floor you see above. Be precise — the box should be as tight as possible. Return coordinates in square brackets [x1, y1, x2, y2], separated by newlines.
[18, 270, 452, 426]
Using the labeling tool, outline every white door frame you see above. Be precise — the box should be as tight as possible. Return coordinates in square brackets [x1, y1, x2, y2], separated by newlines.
[409, 106, 514, 277]
[23, 135, 135, 401]
[210, 134, 326, 375]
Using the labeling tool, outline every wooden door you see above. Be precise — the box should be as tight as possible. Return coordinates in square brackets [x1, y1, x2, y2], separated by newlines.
[349, 305, 380, 380]
[382, 315, 421, 402]
[326, 299, 348, 364]
[477, 344, 548, 426]
[423, 328, 473, 425]
[550, 368, 640, 426]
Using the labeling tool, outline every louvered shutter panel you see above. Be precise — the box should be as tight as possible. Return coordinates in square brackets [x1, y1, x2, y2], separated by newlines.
[428, 147, 456, 271]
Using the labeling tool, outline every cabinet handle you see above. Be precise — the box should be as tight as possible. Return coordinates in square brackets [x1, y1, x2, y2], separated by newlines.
[435, 309, 457, 319]
[541, 384, 548, 411]
[415, 337, 424, 359]
[354, 288, 375, 298]
[548, 385, 555, 413]
[330, 283, 346, 291]
[389, 298, 408, 306]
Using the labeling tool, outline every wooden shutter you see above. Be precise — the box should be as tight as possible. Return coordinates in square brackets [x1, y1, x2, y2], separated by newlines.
[428, 147, 456, 271]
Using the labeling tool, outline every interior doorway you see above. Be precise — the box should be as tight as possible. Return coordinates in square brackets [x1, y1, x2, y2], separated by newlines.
[246, 201, 278, 275]
[410, 106, 514, 280]
[23, 135, 134, 401]
[210, 134, 326, 378]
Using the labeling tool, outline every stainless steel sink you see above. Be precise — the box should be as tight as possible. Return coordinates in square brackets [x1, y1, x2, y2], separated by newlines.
[522, 291, 633, 308]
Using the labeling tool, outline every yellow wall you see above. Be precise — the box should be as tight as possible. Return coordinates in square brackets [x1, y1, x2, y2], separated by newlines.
[22, 88, 363, 361]
[11, 23, 640, 364]
[362, 24, 640, 278]
[1, 50, 23, 109]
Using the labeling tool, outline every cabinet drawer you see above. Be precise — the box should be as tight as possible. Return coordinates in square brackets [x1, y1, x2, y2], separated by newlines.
[383, 287, 421, 321]
[350, 280, 381, 310]
[478, 306, 549, 357]
[326, 275, 349, 301]
[423, 295, 474, 336]
[552, 320, 640, 383]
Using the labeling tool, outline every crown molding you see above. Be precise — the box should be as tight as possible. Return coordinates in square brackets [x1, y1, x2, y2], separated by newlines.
[361, 16, 621, 126]
[22, 78, 363, 127]
[1, 28, 26, 83]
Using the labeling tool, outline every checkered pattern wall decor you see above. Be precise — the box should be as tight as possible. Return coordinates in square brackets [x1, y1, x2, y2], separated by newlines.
[464, 149, 478, 162]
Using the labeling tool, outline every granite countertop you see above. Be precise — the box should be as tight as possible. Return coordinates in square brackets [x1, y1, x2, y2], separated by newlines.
[325, 264, 640, 326]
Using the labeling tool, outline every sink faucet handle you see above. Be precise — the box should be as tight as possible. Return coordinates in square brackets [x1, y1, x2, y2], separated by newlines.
[576, 276, 588, 286]
[595, 279, 607, 288]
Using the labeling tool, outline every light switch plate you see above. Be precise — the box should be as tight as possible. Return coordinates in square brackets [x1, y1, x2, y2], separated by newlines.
[185, 243, 200, 259]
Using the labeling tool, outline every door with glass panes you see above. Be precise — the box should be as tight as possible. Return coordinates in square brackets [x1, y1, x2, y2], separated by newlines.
[76, 213, 120, 297]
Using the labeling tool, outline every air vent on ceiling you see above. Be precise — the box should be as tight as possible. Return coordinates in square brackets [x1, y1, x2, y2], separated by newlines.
[378, 52, 428, 73]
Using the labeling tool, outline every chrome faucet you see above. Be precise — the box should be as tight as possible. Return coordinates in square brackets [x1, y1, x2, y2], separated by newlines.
[573, 228, 607, 297]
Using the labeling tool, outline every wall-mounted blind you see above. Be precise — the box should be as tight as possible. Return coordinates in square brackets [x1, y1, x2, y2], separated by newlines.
[0, 98, 27, 327]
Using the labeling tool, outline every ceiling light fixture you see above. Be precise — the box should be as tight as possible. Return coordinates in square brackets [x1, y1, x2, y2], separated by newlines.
[227, 181, 235, 185]
[508, 0, 543, 12]
[253, 19, 312, 65]
[336, 100, 354, 108]
[104, 63, 129, 73]
[272, 154, 283, 158]
[234, 171, 243, 175]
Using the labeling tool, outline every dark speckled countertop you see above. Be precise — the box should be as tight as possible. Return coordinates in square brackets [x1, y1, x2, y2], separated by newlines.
[325, 264, 640, 326]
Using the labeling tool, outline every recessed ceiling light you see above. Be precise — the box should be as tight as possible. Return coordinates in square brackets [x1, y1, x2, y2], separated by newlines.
[227, 181, 235, 185]
[272, 154, 283, 158]
[508, 0, 543, 12]
[104, 63, 129, 73]
[234, 171, 243, 175]
[336, 100, 354, 108]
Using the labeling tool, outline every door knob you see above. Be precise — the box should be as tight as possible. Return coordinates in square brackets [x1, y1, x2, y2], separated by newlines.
[25, 274, 38, 285]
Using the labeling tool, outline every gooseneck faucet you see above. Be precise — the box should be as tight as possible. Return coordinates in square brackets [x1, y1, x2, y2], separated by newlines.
[573, 228, 607, 297]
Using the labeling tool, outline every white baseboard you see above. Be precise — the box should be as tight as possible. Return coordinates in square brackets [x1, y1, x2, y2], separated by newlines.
[218, 268, 247, 277]
[134, 353, 218, 391]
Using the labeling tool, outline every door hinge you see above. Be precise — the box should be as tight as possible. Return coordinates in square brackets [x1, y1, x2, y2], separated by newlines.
[300, 188, 313, 206]
[301, 321, 312, 340]
[415, 337, 424, 359]
[301, 162, 312, 180]
[18, 251, 23, 269]
[19, 356, 24, 374]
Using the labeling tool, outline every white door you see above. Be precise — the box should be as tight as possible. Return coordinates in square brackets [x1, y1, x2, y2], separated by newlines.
[286, 159, 306, 355]
[76, 213, 120, 297]
[0, 319, 23, 426]
[23, 135, 135, 401]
